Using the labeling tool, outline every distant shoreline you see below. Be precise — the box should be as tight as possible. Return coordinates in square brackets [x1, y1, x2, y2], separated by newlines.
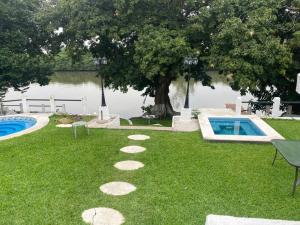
[54, 69, 219, 72]
[54, 69, 97, 72]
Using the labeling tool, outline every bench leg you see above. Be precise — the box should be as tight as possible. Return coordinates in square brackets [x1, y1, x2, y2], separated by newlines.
[272, 149, 278, 166]
[292, 167, 299, 196]
[73, 127, 77, 139]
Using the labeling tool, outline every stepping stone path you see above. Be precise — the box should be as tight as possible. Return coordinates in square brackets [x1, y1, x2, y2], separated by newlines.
[82, 134, 150, 225]
[114, 160, 144, 171]
[128, 134, 150, 141]
[120, 145, 146, 154]
[100, 181, 136, 196]
[82, 207, 125, 225]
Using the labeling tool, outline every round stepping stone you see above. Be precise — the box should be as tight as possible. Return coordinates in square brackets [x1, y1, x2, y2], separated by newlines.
[114, 160, 144, 171]
[120, 145, 146, 154]
[100, 181, 136, 196]
[56, 124, 72, 128]
[82, 207, 125, 225]
[128, 134, 150, 141]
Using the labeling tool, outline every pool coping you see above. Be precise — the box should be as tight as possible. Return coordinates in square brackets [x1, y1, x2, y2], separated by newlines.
[0, 114, 50, 141]
[198, 114, 285, 142]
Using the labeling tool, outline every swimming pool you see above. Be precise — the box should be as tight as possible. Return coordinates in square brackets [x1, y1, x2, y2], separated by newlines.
[198, 114, 284, 142]
[0, 117, 37, 137]
[209, 117, 266, 136]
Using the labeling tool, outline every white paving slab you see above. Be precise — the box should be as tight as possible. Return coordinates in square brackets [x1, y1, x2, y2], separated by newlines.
[120, 145, 146, 154]
[100, 181, 136, 196]
[172, 116, 199, 132]
[114, 160, 144, 171]
[56, 124, 72, 128]
[128, 134, 150, 141]
[205, 215, 300, 225]
[82, 207, 124, 225]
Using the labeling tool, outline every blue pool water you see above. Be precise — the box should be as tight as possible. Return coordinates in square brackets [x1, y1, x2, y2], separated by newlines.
[209, 117, 266, 136]
[0, 117, 37, 137]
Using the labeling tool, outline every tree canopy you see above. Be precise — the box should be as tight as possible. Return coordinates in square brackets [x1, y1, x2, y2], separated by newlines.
[0, 0, 53, 98]
[43, 0, 300, 115]
[209, 0, 300, 104]
[43, 0, 213, 117]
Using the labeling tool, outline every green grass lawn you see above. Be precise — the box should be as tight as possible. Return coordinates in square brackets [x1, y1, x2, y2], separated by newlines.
[0, 118, 300, 225]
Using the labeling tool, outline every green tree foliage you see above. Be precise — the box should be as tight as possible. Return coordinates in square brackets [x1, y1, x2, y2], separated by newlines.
[44, 0, 213, 117]
[0, 0, 53, 99]
[209, 0, 300, 104]
[54, 50, 95, 71]
[44, 0, 300, 115]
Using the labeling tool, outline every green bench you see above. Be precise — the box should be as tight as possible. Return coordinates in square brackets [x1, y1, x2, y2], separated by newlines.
[272, 140, 300, 195]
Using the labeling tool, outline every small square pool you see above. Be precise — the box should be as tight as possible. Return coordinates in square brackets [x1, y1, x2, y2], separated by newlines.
[209, 117, 266, 136]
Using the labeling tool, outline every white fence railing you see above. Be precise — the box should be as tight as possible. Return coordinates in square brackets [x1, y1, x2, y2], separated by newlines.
[0, 96, 88, 115]
[236, 97, 300, 117]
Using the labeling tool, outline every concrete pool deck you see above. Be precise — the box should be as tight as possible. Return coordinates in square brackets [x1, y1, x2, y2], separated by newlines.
[0, 114, 50, 141]
[198, 109, 284, 142]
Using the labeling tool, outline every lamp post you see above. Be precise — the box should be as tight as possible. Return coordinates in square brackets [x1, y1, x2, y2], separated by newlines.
[94, 57, 108, 120]
[183, 57, 198, 108]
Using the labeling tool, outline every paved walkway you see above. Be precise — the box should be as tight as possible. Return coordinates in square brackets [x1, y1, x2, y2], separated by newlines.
[87, 120, 172, 131]
[118, 125, 172, 131]
[172, 117, 199, 132]
[87, 120, 201, 132]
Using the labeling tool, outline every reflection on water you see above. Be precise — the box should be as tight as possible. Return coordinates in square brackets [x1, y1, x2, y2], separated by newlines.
[4, 71, 253, 118]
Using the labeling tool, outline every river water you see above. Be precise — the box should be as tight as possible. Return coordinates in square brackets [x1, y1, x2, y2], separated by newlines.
[4, 71, 253, 118]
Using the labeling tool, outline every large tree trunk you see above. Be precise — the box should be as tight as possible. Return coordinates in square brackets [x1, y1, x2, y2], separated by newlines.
[152, 76, 177, 118]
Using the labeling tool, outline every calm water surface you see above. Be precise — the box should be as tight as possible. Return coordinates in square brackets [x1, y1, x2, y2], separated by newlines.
[5, 71, 253, 118]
